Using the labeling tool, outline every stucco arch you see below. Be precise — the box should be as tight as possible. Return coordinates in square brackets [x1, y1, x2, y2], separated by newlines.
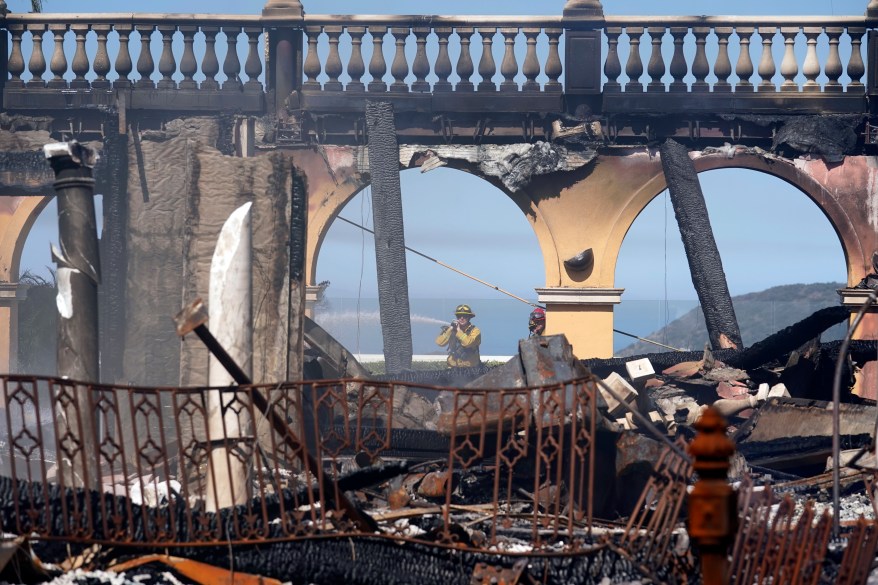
[603, 153, 864, 288]
[0, 195, 52, 282]
[305, 155, 555, 289]
[0, 194, 53, 373]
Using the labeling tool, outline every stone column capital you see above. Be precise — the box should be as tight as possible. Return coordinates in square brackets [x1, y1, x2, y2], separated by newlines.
[868, 0, 878, 17]
[535, 286, 624, 306]
[263, 0, 304, 19]
[563, 0, 604, 18]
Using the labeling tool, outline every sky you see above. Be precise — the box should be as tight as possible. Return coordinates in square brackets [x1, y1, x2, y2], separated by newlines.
[15, 0, 859, 346]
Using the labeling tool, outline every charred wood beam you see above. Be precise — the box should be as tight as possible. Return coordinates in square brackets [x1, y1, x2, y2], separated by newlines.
[366, 100, 413, 374]
[660, 138, 742, 350]
[97, 125, 128, 384]
[728, 306, 849, 371]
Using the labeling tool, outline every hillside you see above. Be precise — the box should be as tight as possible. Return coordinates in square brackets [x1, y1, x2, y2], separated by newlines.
[617, 282, 847, 356]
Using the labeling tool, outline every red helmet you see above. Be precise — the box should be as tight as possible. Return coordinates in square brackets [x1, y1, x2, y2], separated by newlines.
[530, 307, 546, 321]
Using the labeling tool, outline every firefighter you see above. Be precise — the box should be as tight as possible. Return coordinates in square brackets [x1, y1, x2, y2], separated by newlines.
[435, 304, 482, 368]
[528, 307, 546, 337]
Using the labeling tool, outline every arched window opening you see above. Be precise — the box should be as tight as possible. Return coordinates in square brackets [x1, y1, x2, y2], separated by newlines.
[614, 168, 846, 356]
[315, 167, 544, 362]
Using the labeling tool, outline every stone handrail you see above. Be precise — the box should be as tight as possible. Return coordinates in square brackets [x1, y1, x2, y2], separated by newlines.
[600, 15, 870, 93]
[0, 11, 874, 110]
[299, 15, 566, 93]
[4, 13, 265, 91]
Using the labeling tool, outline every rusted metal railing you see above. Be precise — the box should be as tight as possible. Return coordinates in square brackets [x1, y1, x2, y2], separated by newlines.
[729, 478, 833, 585]
[0, 374, 605, 554]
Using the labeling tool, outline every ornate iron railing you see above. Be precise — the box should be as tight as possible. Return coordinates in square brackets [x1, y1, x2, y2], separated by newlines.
[0, 374, 608, 552]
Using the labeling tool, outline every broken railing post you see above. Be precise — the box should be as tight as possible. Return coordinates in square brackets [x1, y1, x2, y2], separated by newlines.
[688, 406, 737, 585]
[174, 299, 377, 533]
[44, 140, 101, 490]
[660, 139, 742, 350]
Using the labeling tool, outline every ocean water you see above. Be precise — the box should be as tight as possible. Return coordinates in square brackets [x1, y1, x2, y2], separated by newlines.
[314, 297, 701, 357]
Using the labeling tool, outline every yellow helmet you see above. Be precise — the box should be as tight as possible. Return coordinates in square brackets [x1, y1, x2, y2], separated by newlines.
[454, 304, 475, 317]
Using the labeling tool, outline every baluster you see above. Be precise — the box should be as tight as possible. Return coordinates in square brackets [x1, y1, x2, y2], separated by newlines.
[847, 27, 866, 92]
[136, 24, 155, 87]
[757, 26, 776, 92]
[47, 24, 68, 88]
[7, 24, 24, 87]
[603, 26, 622, 91]
[713, 27, 732, 92]
[802, 27, 820, 93]
[368, 26, 388, 92]
[243, 27, 263, 90]
[302, 26, 321, 90]
[624, 27, 644, 92]
[522, 28, 540, 91]
[499, 28, 519, 92]
[390, 27, 409, 92]
[156, 25, 177, 89]
[735, 26, 754, 91]
[824, 27, 843, 93]
[200, 26, 220, 90]
[411, 26, 430, 92]
[691, 27, 710, 91]
[545, 27, 562, 92]
[456, 27, 475, 91]
[91, 24, 111, 88]
[477, 27, 497, 91]
[25, 24, 45, 88]
[114, 24, 133, 88]
[323, 25, 343, 91]
[347, 26, 366, 92]
[135, 24, 155, 87]
[779, 27, 799, 92]
[223, 26, 242, 91]
[177, 25, 197, 89]
[668, 27, 687, 92]
[646, 27, 665, 92]
[70, 24, 89, 88]
[433, 27, 453, 92]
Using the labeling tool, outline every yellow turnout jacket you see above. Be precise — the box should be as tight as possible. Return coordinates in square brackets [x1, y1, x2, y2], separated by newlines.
[435, 323, 482, 368]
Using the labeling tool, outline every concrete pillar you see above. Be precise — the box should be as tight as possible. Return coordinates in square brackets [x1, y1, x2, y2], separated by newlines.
[868, 0, 878, 16]
[44, 140, 101, 492]
[536, 287, 623, 358]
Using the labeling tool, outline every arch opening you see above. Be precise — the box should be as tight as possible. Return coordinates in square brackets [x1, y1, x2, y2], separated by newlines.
[313, 167, 545, 361]
[614, 167, 847, 355]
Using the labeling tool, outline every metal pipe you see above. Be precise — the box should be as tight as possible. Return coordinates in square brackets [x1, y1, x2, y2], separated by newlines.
[832, 289, 876, 536]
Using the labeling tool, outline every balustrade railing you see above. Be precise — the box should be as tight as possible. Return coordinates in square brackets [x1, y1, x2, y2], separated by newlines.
[1, 11, 875, 111]
[601, 16, 868, 94]
[299, 16, 564, 93]
[4, 14, 265, 91]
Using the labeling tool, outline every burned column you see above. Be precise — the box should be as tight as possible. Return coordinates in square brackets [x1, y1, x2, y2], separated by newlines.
[366, 100, 413, 373]
[44, 141, 100, 490]
[660, 139, 743, 350]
